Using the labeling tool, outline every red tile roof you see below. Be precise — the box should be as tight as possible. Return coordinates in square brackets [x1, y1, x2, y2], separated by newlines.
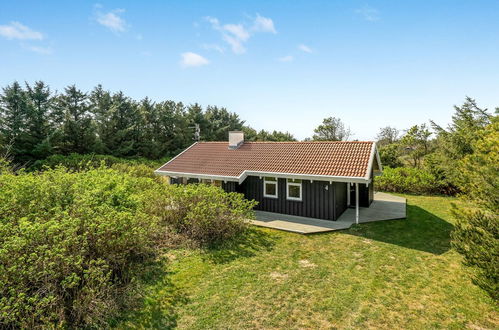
[156, 141, 376, 180]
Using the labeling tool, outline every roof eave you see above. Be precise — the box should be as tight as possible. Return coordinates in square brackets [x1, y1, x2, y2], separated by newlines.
[364, 142, 383, 180]
[154, 169, 370, 184]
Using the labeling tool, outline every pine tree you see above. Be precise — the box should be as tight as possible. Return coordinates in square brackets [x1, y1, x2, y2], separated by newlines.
[0, 81, 30, 162]
[89, 85, 113, 154]
[25, 81, 54, 160]
[55, 85, 96, 154]
[102, 91, 141, 157]
[136, 97, 160, 158]
[204, 106, 245, 141]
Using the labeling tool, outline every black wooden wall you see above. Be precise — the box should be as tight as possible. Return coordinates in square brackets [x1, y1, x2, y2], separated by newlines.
[349, 182, 374, 207]
[234, 176, 348, 220]
[168, 175, 367, 221]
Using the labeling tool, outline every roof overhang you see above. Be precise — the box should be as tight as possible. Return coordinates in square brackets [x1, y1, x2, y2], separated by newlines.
[154, 169, 371, 184]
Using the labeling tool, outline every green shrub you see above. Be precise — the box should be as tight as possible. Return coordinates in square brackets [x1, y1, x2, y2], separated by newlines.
[110, 162, 159, 180]
[147, 183, 257, 246]
[375, 166, 451, 195]
[0, 167, 162, 328]
[0, 165, 255, 327]
[452, 117, 498, 300]
[451, 210, 498, 300]
[0, 157, 11, 174]
[30, 153, 170, 172]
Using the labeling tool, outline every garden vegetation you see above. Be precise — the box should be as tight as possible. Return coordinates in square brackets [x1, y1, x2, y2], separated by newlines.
[0, 163, 255, 328]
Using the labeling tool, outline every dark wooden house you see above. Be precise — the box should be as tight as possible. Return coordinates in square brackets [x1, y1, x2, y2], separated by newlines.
[155, 131, 382, 222]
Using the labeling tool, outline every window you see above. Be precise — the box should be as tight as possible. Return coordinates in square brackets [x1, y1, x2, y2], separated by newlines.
[286, 179, 302, 201]
[263, 177, 278, 198]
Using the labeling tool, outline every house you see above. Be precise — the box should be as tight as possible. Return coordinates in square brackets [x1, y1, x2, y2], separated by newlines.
[155, 131, 382, 223]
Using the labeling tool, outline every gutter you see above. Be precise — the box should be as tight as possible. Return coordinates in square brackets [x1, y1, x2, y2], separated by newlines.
[154, 169, 371, 184]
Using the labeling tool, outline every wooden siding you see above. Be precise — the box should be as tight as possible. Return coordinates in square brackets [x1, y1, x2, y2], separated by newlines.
[222, 181, 237, 192]
[349, 183, 373, 207]
[335, 182, 348, 218]
[235, 176, 347, 221]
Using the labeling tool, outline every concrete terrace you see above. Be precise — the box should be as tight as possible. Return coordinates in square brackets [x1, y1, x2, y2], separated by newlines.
[251, 192, 406, 234]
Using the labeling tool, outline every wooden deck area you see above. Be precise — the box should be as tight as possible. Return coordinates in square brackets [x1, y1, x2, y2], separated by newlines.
[251, 192, 406, 234]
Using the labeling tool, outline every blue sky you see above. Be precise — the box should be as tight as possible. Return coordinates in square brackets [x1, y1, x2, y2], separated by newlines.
[1, 1, 498, 140]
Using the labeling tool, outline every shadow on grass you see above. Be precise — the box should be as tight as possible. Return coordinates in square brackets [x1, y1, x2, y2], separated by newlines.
[204, 228, 278, 264]
[345, 204, 454, 255]
[110, 260, 188, 329]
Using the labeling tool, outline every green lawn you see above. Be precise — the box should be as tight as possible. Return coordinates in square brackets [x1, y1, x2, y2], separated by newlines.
[116, 195, 498, 329]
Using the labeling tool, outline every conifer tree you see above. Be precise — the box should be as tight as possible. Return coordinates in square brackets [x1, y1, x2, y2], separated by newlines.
[55, 85, 96, 154]
[0, 81, 29, 162]
[25, 81, 54, 160]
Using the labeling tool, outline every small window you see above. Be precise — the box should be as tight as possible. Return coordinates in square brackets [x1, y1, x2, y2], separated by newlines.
[287, 179, 302, 201]
[264, 177, 278, 198]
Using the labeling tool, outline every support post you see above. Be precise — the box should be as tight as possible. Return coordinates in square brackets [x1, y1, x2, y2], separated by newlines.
[355, 183, 359, 224]
[346, 182, 350, 206]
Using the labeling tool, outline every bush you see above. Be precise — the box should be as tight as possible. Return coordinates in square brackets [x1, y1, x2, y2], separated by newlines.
[375, 166, 451, 195]
[30, 153, 170, 172]
[451, 210, 498, 300]
[147, 183, 257, 246]
[0, 167, 162, 328]
[0, 165, 255, 327]
[451, 117, 498, 300]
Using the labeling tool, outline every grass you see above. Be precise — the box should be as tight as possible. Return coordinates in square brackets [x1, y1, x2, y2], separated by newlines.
[115, 195, 498, 329]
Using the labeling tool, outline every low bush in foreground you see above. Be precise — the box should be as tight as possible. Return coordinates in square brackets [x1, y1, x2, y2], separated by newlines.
[147, 183, 257, 246]
[375, 166, 452, 195]
[0, 167, 161, 328]
[0, 165, 253, 328]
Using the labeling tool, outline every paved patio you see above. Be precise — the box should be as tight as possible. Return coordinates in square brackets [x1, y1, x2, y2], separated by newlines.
[251, 192, 406, 234]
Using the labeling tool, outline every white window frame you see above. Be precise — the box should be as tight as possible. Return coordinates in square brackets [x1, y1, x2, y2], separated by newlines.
[263, 177, 278, 198]
[286, 179, 302, 201]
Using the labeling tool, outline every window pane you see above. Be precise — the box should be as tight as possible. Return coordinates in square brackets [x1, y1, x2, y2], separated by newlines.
[265, 183, 277, 196]
[288, 185, 301, 198]
[288, 179, 302, 183]
[264, 177, 277, 182]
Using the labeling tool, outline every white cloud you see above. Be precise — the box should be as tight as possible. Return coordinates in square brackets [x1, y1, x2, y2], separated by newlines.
[222, 34, 246, 54]
[201, 43, 225, 53]
[298, 44, 313, 53]
[24, 45, 53, 55]
[204, 14, 276, 54]
[355, 5, 380, 22]
[223, 23, 250, 41]
[96, 8, 127, 33]
[181, 52, 209, 67]
[205, 16, 220, 27]
[252, 14, 276, 34]
[0, 22, 43, 40]
[278, 55, 293, 62]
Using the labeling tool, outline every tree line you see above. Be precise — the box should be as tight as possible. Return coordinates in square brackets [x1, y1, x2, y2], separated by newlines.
[0, 81, 296, 165]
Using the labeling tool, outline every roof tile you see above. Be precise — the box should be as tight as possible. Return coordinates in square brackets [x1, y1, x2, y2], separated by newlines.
[157, 141, 374, 179]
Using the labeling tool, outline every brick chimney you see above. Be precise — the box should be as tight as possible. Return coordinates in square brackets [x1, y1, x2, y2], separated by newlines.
[228, 131, 244, 149]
